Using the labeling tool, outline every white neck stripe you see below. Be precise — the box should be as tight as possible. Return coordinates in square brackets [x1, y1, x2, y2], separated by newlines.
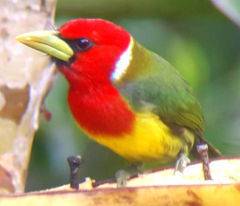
[110, 37, 133, 83]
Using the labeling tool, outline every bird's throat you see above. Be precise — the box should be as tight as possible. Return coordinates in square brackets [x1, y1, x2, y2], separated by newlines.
[67, 82, 135, 137]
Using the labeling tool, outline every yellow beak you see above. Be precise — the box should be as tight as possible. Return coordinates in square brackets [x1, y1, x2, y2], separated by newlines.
[16, 31, 74, 62]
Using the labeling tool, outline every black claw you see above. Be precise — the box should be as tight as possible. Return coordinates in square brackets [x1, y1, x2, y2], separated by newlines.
[67, 155, 83, 189]
[197, 144, 212, 180]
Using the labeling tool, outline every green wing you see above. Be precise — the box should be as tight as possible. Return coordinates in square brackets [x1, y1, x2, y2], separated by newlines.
[116, 50, 204, 136]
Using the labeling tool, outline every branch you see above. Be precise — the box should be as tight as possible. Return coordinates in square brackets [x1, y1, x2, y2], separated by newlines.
[0, 0, 56, 193]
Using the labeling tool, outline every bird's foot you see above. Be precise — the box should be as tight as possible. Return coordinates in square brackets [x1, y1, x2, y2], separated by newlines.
[197, 144, 212, 180]
[115, 169, 131, 187]
[174, 152, 190, 174]
[115, 164, 141, 187]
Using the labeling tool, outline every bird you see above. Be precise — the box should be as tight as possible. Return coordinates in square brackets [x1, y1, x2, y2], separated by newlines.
[16, 18, 220, 178]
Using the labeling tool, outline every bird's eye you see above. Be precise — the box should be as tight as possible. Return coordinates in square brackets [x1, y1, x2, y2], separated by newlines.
[76, 38, 93, 51]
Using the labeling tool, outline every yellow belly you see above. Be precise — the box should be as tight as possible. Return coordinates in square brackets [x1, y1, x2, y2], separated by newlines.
[86, 112, 195, 163]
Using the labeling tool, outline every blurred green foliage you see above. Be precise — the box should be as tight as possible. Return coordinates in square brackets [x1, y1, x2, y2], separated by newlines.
[26, 0, 240, 191]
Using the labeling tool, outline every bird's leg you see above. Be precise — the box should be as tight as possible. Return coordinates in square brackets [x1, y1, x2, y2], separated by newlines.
[197, 144, 212, 180]
[115, 170, 130, 187]
[67, 155, 83, 189]
[174, 149, 190, 174]
[115, 164, 141, 187]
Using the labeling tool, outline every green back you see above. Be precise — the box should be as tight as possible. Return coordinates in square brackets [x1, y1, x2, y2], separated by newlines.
[115, 41, 204, 136]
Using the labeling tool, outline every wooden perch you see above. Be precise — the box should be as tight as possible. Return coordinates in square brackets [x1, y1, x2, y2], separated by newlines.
[0, 0, 56, 193]
[0, 157, 240, 205]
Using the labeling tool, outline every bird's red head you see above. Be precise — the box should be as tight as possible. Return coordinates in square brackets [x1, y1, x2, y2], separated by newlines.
[16, 19, 135, 136]
[57, 19, 131, 87]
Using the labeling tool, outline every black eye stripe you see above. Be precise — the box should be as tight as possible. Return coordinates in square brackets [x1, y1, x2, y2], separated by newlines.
[53, 56, 75, 67]
[55, 36, 94, 66]
[66, 38, 94, 53]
